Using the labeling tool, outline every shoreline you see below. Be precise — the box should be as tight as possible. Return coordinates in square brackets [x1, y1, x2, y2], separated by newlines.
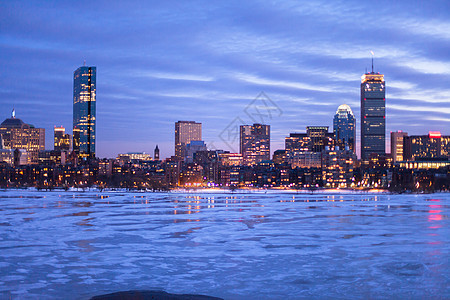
[0, 186, 448, 195]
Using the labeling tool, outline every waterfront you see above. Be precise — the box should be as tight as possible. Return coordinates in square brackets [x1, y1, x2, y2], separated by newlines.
[0, 190, 448, 299]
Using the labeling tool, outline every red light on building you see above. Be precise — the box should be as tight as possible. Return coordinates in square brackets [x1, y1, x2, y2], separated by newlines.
[429, 131, 441, 138]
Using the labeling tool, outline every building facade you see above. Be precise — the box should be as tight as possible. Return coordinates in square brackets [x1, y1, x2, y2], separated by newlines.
[0, 113, 45, 164]
[322, 147, 356, 188]
[333, 104, 356, 153]
[306, 126, 334, 152]
[391, 131, 408, 162]
[175, 121, 202, 161]
[404, 132, 450, 161]
[154, 145, 160, 160]
[361, 70, 386, 162]
[185, 140, 207, 163]
[240, 124, 270, 165]
[288, 151, 322, 169]
[285, 133, 309, 154]
[73, 66, 96, 159]
[54, 126, 71, 152]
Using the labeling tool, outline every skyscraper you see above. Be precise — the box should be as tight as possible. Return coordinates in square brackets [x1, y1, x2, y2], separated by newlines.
[73, 65, 96, 159]
[361, 65, 385, 163]
[175, 121, 202, 161]
[333, 104, 356, 153]
[391, 131, 408, 162]
[240, 123, 270, 165]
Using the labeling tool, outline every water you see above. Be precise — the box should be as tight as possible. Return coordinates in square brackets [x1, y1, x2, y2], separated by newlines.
[0, 190, 448, 299]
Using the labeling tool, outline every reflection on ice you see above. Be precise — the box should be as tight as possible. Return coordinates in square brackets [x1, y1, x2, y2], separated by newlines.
[0, 190, 448, 299]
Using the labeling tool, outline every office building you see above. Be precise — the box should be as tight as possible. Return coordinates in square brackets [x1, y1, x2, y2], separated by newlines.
[272, 149, 287, 164]
[361, 66, 386, 162]
[0, 149, 27, 166]
[117, 152, 152, 161]
[0, 111, 45, 164]
[73, 65, 96, 159]
[219, 153, 243, 166]
[240, 124, 270, 165]
[54, 126, 71, 152]
[288, 151, 322, 169]
[322, 147, 356, 188]
[306, 126, 334, 152]
[175, 121, 202, 161]
[285, 127, 333, 156]
[185, 140, 207, 163]
[333, 104, 356, 153]
[391, 131, 408, 162]
[404, 132, 450, 161]
[38, 150, 66, 166]
[285, 133, 309, 154]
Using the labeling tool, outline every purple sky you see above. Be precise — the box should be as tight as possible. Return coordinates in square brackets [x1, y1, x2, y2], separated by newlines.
[1, 0, 449, 159]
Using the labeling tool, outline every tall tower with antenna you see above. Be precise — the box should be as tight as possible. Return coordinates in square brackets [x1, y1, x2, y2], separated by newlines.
[360, 52, 386, 163]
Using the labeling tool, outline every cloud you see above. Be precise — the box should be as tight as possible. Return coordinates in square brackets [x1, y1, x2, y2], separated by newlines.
[1, 0, 449, 158]
[132, 71, 215, 82]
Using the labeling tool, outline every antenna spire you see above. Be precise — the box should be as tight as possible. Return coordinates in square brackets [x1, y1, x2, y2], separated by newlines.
[370, 51, 374, 73]
[12, 108, 15, 119]
[83, 60, 86, 66]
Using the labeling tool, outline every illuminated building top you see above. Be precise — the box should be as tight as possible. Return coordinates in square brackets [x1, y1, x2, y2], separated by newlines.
[429, 131, 441, 138]
[361, 73, 384, 83]
[335, 104, 354, 118]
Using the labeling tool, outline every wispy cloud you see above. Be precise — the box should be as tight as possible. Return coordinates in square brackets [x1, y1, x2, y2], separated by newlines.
[133, 70, 215, 82]
[0, 0, 449, 158]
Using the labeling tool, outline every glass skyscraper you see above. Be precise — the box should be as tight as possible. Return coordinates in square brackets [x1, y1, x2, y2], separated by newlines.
[73, 66, 96, 159]
[333, 104, 356, 153]
[240, 123, 270, 165]
[361, 69, 385, 162]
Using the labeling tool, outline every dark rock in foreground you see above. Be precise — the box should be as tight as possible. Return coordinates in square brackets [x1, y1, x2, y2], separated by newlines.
[90, 290, 224, 300]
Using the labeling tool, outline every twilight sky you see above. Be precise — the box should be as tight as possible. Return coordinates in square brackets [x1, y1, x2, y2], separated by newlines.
[1, 0, 449, 159]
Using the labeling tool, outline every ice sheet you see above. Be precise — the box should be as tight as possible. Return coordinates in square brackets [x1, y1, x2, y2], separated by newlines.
[0, 190, 448, 299]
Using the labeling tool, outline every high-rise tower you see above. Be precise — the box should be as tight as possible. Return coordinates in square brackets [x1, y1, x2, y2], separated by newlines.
[175, 121, 202, 161]
[240, 123, 270, 165]
[391, 131, 408, 162]
[73, 65, 96, 159]
[361, 62, 385, 163]
[333, 104, 356, 153]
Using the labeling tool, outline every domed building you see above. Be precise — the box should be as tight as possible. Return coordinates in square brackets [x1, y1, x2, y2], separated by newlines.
[0, 110, 45, 164]
[333, 104, 356, 153]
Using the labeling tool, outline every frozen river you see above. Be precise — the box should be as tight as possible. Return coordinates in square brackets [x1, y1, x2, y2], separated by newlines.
[0, 190, 448, 299]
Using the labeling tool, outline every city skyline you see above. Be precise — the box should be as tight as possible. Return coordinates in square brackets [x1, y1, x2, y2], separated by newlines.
[1, 1, 449, 159]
